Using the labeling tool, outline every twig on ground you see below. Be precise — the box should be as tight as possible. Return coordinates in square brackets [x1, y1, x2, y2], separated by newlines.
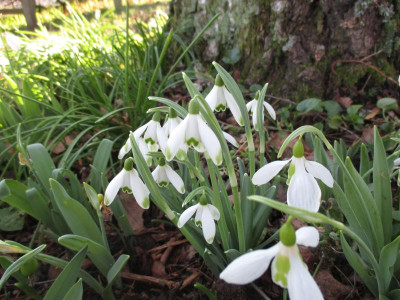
[120, 272, 180, 289]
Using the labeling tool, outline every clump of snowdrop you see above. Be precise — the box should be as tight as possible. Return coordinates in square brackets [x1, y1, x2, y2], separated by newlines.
[165, 98, 222, 165]
[152, 158, 185, 194]
[104, 157, 150, 209]
[252, 138, 334, 212]
[246, 89, 276, 130]
[178, 194, 220, 244]
[220, 221, 323, 300]
[205, 75, 244, 126]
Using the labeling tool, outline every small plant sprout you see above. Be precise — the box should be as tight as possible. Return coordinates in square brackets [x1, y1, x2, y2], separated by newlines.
[220, 221, 323, 300]
[133, 112, 168, 153]
[104, 157, 150, 209]
[205, 74, 244, 126]
[252, 138, 334, 212]
[152, 158, 185, 194]
[246, 89, 276, 129]
[163, 107, 183, 137]
[178, 194, 220, 244]
[165, 97, 223, 165]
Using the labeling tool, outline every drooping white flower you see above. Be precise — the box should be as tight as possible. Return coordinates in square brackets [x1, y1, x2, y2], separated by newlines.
[104, 158, 150, 209]
[205, 75, 244, 126]
[152, 158, 185, 194]
[165, 98, 222, 165]
[222, 131, 239, 148]
[178, 195, 220, 244]
[252, 139, 333, 212]
[220, 223, 323, 300]
[118, 135, 152, 166]
[163, 108, 183, 137]
[133, 112, 168, 153]
[246, 90, 276, 130]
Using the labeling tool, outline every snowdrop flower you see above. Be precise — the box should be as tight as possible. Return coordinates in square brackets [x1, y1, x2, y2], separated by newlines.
[152, 158, 185, 194]
[104, 158, 150, 209]
[178, 195, 220, 244]
[205, 75, 244, 126]
[163, 108, 183, 137]
[165, 98, 222, 165]
[246, 90, 276, 130]
[220, 222, 323, 300]
[133, 112, 168, 153]
[222, 131, 239, 148]
[252, 139, 333, 212]
[118, 136, 152, 166]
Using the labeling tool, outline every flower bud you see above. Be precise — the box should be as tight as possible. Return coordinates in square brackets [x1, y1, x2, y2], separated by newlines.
[199, 194, 208, 206]
[169, 107, 177, 118]
[188, 98, 200, 114]
[20, 258, 39, 276]
[152, 112, 161, 122]
[159, 157, 166, 166]
[292, 139, 304, 158]
[215, 74, 224, 87]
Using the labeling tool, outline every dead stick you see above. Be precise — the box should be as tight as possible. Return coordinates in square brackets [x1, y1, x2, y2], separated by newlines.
[148, 239, 188, 253]
[181, 272, 201, 290]
[120, 272, 180, 289]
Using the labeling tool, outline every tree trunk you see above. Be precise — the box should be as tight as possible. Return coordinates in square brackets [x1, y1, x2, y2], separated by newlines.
[170, 0, 399, 100]
[21, 0, 37, 31]
[114, 0, 123, 14]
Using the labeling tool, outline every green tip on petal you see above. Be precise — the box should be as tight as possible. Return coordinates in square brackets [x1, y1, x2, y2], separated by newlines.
[292, 138, 304, 158]
[181, 187, 185, 193]
[287, 163, 295, 184]
[215, 150, 223, 166]
[152, 112, 161, 122]
[124, 157, 134, 171]
[142, 197, 150, 209]
[274, 254, 290, 287]
[165, 147, 173, 161]
[215, 74, 224, 87]
[188, 98, 200, 114]
[255, 90, 260, 100]
[169, 107, 177, 118]
[280, 221, 296, 246]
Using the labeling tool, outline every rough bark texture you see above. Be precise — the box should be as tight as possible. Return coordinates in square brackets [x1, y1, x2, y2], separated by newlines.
[170, 0, 400, 101]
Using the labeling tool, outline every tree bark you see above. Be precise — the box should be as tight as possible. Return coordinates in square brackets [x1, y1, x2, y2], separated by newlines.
[21, 0, 37, 31]
[170, 0, 399, 100]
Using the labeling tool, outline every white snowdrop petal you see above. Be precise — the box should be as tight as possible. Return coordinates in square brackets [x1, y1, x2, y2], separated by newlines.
[208, 204, 220, 221]
[195, 204, 203, 224]
[104, 170, 125, 205]
[205, 85, 219, 111]
[287, 171, 321, 212]
[220, 245, 279, 285]
[394, 158, 400, 166]
[118, 138, 131, 160]
[252, 106, 258, 128]
[263, 101, 276, 120]
[166, 117, 188, 161]
[222, 131, 239, 148]
[165, 165, 185, 194]
[252, 160, 291, 185]
[138, 138, 151, 166]
[224, 87, 244, 126]
[178, 204, 199, 228]
[246, 100, 255, 111]
[156, 123, 168, 155]
[133, 121, 150, 139]
[305, 160, 334, 188]
[296, 227, 320, 247]
[129, 169, 150, 209]
[201, 206, 216, 244]
[151, 166, 161, 183]
[287, 254, 324, 300]
[197, 116, 222, 165]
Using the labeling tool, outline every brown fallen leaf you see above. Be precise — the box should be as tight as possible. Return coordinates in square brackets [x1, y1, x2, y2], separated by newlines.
[315, 270, 352, 300]
[361, 127, 374, 143]
[336, 96, 353, 108]
[121, 195, 145, 232]
[51, 142, 66, 154]
[365, 107, 380, 120]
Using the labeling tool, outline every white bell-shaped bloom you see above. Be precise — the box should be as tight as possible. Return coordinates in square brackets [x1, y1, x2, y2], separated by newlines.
[163, 109, 183, 137]
[252, 140, 333, 212]
[205, 75, 244, 126]
[165, 98, 222, 165]
[222, 131, 239, 148]
[246, 94, 276, 130]
[178, 196, 220, 244]
[220, 224, 323, 300]
[118, 136, 152, 166]
[152, 159, 185, 194]
[133, 112, 168, 153]
[104, 158, 150, 209]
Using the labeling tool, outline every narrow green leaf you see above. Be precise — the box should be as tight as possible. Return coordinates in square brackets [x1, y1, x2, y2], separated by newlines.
[62, 279, 83, 300]
[58, 234, 114, 277]
[27, 143, 56, 190]
[106, 254, 129, 286]
[0, 245, 46, 290]
[373, 126, 392, 244]
[379, 236, 400, 292]
[360, 143, 370, 182]
[44, 246, 87, 300]
[88, 139, 113, 191]
[50, 179, 103, 246]
[340, 233, 378, 296]
[148, 96, 187, 118]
